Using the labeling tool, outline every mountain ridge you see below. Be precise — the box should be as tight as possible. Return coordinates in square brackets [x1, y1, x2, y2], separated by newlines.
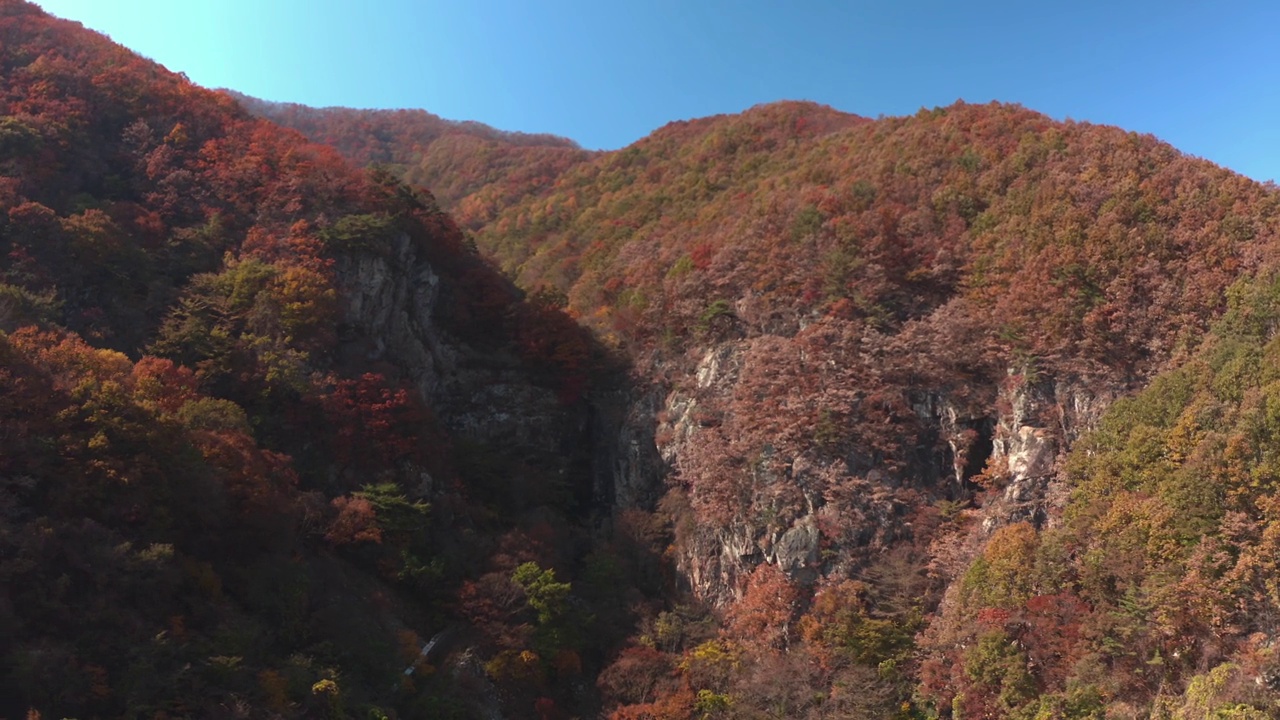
[244, 87, 1280, 717]
[228, 91, 584, 151]
[7, 1, 1280, 716]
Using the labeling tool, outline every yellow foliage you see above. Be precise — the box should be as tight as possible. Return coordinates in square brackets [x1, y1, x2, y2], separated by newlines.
[679, 640, 739, 672]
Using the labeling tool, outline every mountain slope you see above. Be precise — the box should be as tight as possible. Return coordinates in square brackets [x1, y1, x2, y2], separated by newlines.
[0, 4, 630, 719]
[253, 93, 1280, 717]
[5, 0, 1280, 715]
[921, 274, 1280, 717]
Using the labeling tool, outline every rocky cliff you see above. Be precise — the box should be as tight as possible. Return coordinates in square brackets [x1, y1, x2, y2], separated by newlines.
[646, 331, 1119, 606]
[334, 232, 580, 476]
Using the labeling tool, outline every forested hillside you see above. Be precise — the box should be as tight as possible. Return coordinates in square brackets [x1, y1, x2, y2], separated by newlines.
[8, 0, 1280, 716]
[253, 85, 1280, 717]
[0, 3, 631, 718]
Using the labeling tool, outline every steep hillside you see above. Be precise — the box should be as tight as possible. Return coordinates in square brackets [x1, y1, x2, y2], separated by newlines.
[7, 0, 1280, 716]
[919, 275, 1280, 717]
[255, 93, 1280, 716]
[0, 4, 636, 719]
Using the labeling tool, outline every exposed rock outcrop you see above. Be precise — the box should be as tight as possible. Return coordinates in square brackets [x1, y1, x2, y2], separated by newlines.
[334, 234, 670, 517]
[647, 336, 1120, 606]
[978, 370, 1114, 534]
[334, 234, 582, 483]
[592, 385, 667, 510]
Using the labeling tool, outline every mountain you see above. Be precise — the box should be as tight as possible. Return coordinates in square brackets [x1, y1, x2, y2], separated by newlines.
[246, 94, 1280, 717]
[0, 3, 626, 718]
[7, 0, 1280, 717]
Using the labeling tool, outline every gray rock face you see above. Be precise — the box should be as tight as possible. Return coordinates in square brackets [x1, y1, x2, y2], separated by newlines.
[1004, 426, 1055, 479]
[772, 519, 820, 576]
[651, 345, 1117, 604]
[336, 233, 449, 400]
[588, 386, 667, 510]
[334, 234, 580, 481]
[653, 340, 906, 603]
[979, 370, 1113, 535]
[333, 233, 669, 515]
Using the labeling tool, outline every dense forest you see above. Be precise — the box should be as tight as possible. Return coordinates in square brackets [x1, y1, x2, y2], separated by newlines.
[7, 0, 1280, 717]
[261, 75, 1280, 720]
[0, 2, 621, 718]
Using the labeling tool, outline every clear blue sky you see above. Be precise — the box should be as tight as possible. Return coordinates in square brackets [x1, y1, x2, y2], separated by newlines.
[32, 0, 1280, 183]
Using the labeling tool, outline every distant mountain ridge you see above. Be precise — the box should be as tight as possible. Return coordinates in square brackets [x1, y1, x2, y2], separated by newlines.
[228, 91, 583, 152]
[227, 91, 593, 212]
